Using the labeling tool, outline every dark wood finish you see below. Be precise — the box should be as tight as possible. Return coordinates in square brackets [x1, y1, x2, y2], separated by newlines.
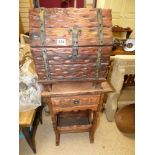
[112, 25, 132, 39]
[29, 8, 113, 145]
[57, 111, 90, 126]
[21, 127, 36, 153]
[111, 49, 135, 56]
[29, 9, 112, 29]
[123, 74, 135, 88]
[43, 82, 113, 145]
[30, 28, 112, 47]
[31, 46, 111, 81]
[29, 8, 112, 83]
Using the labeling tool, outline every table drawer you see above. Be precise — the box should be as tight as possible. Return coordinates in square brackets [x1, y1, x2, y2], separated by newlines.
[51, 95, 100, 108]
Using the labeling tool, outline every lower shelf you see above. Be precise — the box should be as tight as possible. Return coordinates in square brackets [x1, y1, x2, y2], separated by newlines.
[57, 110, 92, 133]
[57, 124, 92, 133]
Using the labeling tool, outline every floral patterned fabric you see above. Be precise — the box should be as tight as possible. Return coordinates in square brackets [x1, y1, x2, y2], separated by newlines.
[19, 44, 43, 112]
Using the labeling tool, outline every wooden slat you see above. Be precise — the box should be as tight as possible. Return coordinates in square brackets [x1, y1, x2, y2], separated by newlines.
[29, 14, 112, 28]
[30, 27, 112, 46]
[30, 8, 112, 28]
[42, 82, 105, 97]
[57, 124, 92, 133]
[19, 0, 30, 33]
[31, 46, 111, 65]
[24, 27, 29, 32]
[51, 94, 100, 107]
[19, 2, 30, 7]
[20, 12, 29, 18]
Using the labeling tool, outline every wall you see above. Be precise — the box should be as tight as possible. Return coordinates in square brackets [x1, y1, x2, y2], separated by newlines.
[19, 0, 33, 33]
[96, 0, 105, 8]
[97, 0, 135, 38]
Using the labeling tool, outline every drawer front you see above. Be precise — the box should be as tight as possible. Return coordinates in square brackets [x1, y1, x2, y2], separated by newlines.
[51, 95, 100, 108]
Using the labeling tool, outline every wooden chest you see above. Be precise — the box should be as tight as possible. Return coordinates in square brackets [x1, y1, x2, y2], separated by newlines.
[29, 8, 112, 84]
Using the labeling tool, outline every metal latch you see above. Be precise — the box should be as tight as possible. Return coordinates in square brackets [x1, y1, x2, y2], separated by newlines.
[69, 27, 81, 61]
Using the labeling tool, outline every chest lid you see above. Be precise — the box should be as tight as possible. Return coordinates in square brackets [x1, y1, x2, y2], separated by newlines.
[29, 8, 112, 47]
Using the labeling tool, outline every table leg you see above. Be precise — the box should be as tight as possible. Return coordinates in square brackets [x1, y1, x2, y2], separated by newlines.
[22, 127, 36, 154]
[38, 105, 44, 124]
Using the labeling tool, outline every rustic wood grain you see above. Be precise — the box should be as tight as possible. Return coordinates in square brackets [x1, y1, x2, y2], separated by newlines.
[30, 27, 112, 47]
[41, 81, 112, 97]
[29, 8, 112, 29]
[57, 124, 92, 133]
[29, 7, 112, 84]
[51, 95, 100, 107]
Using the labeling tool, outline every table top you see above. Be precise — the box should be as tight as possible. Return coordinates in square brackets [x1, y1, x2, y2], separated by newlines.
[41, 81, 113, 97]
[19, 109, 36, 127]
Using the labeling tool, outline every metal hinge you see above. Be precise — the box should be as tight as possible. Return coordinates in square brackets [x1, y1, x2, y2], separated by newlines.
[96, 9, 104, 79]
[39, 8, 51, 80]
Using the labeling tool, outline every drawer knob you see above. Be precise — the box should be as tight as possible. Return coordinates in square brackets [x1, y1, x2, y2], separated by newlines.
[72, 99, 80, 104]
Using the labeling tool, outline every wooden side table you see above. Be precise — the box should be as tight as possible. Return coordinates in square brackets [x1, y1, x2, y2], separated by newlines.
[42, 81, 112, 146]
[19, 106, 43, 153]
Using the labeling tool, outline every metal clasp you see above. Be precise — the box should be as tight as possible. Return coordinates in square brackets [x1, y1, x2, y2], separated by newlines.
[69, 27, 81, 61]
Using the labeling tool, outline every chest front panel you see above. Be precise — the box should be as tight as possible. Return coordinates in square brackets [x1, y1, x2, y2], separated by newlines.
[29, 8, 112, 83]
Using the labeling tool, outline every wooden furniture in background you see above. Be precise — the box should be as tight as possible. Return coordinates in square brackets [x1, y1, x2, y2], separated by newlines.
[111, 49, 135, 56]
[42, 81, 112, 145]
[112, 25, 132, 39]
[19, 106, 43, 153]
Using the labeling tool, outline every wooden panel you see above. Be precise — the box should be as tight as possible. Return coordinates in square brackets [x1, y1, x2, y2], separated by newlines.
[20, 0, 30, 2]
[19, 0, 32, 33]
[35, 63, 107, 80]
[42, 81, 106, 97]
[30, 27, 112, 47]
[51, 104, 98, 113]
[23, 22, 29, 27]
[29, 9, 112, 28]
[57, 124, 92, 133]
[51, 94, 100, 107]
[29, 8, 112, 46]
[31, 47, 111, 65]
[29, 8, 112, 83]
